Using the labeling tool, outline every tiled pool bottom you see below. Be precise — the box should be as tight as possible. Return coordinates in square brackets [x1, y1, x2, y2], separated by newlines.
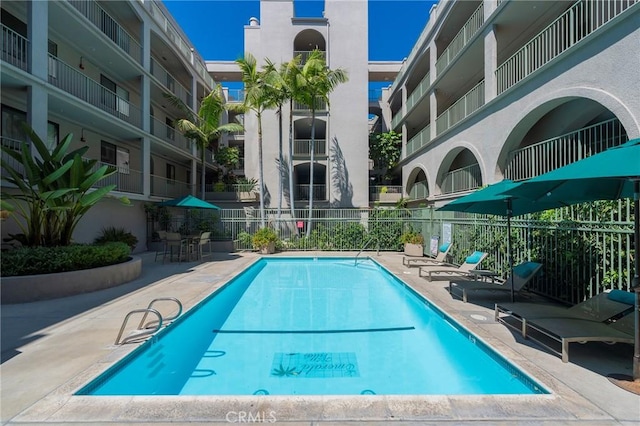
[4, 252, 638, 424]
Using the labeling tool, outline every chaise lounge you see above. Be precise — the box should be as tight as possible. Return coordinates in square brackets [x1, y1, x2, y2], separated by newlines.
[403, 241, 453, 267]
[419, 251, 488, 281]
[449, 261, 542, 303]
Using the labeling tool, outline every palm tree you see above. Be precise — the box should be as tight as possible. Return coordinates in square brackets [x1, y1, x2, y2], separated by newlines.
[282, 56, 302, 229]
[236, 53, 277, 227]
[164, 84, 244, 199]
[292, 49, 348, 236]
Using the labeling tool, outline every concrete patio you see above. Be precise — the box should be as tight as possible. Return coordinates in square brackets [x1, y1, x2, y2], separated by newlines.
[1, 251, 638, 425]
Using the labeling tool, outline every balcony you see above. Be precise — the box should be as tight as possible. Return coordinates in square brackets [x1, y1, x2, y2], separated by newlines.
[504, 118, 627, 181]
[1, 24, 29, 71]
[151, 174, 192, 198]
[435, 80, 484, 136]
[91, 161, 143, 194]
[48, 55, 142, 128]
[408, 181, 429, 200]
[150, 57, 192, 108]
[496, 0, 636, 94]
[293, 98, 327, 112]
[441, 164, 482, 195]
[150, 116, 192, 153]
[293, 50, 325, 64]
[435, 2, 485, 76]
[1, 137, 25, 179]
[296, 184, 326, 201]
[205, 183, 257, 202]
[370, 185, 403, 203]
[293, 139, 327, 158]
[67, 0, 142, 64]
[406, 124, 432, 157]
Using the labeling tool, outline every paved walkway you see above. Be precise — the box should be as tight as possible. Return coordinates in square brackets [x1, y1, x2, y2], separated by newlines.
[1, 251, 639, 425]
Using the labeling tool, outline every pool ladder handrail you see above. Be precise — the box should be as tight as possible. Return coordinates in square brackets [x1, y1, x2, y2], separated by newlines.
[114, 297, 183, 345]
[354, 236, 380, 265]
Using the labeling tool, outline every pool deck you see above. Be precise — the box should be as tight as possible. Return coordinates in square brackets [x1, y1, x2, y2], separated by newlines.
[1, 251, 639, 425]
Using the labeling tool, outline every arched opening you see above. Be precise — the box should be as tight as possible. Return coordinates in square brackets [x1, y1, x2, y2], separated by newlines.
[293, 29, 326, 62]
[294, 163, 327, 201]
[406, 166, 429, 202]
[437, 147, 482, 195]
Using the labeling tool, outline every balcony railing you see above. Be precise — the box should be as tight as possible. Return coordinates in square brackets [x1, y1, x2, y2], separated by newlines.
[293, 50, 325, 64]
[147, 1, 214, 88]
[406, 71, 431, 115]
[293, 98, 327, 112]
[150, 57, 192, 108]
[150, 116, 192, 153]
[1, 24, 29, 71]
[1, 137, 25, 178]
[496, 0, 637, 94]
[408, 181, 429, 200]
[370, 185, 403, 202]
[67, 0, 142, 64]
[226, 89, 245, 102]
[435, 2, 485, 75]
[48, 55, 142, 128]
[504, 118, 628, 181]
[441, 163, 482, 194]
[296, 184, 326, 201]
[436, 80, 485, 135]
[293, 139, 327, 157]
[91, 161, 143, 194]
[150, 174, 192, 198]
[406, 124, 432, 157]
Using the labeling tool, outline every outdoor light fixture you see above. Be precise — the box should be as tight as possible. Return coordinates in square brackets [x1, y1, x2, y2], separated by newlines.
[80, 129, 86, 143]
[79, 56, 85, 70]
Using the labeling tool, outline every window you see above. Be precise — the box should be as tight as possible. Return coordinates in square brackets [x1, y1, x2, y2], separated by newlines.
[101, 141, 116, 165]
[1, 105, 26, 141]
[100, 75, 129, 117]
[166, 164, 175, 183]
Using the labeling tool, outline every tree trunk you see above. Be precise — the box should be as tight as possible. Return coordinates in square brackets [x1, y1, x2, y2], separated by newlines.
[201, 148, 206, 199]
[306, 108, 316, 237]
[257, 112, 266, 228]
[277, 106, 283, 221]
[288, 100, 297, 236]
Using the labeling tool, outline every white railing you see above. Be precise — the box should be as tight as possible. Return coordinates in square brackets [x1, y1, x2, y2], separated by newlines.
[441, 163, 482, 194]
[296, 184, 326, 201]
[92, 161, 143, 194]
[150, 57, 192, 108]
[1, 137, 25, 178]
[48, 55, 142, 128]
[293, 98, 327, 111]
[67, 0, 142, 64]
[1, 24, 29, 71]
[436, 80, 485, 135]
[409, 181, 429, 200]
[435, 2, 485, 75]
[293, 139, 327, 156]
[504, 118, 628, 181]
[391, 108, 403, 129]
[496, 0, 638, 94]
[293, 50, 325, 63]
[406, 124, 432, 157]
[150, 116, 192, 153]
[150, 174, 192, 198]
[406, 71, 431, 113]
[226, 89, 245, 102]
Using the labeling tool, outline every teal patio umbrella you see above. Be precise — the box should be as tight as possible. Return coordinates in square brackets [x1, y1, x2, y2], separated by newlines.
[158, 195, 221, 209]
[502, 138, 640, 385]
[438, 179, 568, 302]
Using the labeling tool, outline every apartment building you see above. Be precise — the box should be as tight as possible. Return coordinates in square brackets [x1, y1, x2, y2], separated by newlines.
[385, 0, 640, 206]
[1, 0, 216, 249]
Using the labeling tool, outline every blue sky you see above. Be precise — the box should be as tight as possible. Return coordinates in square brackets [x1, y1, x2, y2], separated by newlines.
[163, 0, 435, 62]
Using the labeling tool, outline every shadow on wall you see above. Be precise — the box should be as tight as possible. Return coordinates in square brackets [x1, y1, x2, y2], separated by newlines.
[330, 137, 353, 207]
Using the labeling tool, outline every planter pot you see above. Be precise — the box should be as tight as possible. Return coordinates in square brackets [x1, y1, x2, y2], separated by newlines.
[404, 243, 424, 257]
[259, 242, 276, 254]
[1, 256, 142, 304]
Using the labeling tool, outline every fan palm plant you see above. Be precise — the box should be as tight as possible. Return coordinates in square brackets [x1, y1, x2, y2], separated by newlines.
[292, 49, 348, 236]
[236, 53, 278, 227]
[164, 84, 244, 199]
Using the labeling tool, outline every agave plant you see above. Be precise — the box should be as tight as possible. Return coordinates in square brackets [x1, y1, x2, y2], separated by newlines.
[1, 125, 122, 247]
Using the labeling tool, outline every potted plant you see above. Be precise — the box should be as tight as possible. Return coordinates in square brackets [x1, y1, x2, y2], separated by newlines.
[252, 227, 279, 254]
[399, 230, 424, 257]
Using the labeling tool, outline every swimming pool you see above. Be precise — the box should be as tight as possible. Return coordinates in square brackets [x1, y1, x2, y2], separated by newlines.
[78, 257, 547, 396]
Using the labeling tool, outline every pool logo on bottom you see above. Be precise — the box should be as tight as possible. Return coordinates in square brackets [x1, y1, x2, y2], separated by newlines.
[270, 352, 359, 378]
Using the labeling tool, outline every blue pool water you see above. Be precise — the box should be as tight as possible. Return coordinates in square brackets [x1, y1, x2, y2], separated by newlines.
[78, 257, 547, 396]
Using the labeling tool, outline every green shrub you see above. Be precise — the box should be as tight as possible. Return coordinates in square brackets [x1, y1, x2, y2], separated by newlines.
[0, 242, 130, 277]
[94, 226, 138, 250]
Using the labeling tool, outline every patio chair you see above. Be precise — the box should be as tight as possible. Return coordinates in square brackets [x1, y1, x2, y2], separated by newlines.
[518, 310, 634, 363]
[192, 231, 212, 260]
[403, 241, 453, 267]
[494, 289, 635, 338]
[153, 231, 168, 262]
[418, 251, 488, 281]
[449, 261, 542, 303]
[161, 232, 190, 263]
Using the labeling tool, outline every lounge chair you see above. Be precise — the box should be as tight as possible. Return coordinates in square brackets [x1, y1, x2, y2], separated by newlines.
[518, 311, 634, 363]
[418, 251, 488, 281]
[449, 261, 542, 303]
[403, 241, 453, 267]
[495, 289, 635, 337]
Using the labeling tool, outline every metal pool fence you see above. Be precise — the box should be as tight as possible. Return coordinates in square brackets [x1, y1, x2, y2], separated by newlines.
[154, 201, 634, 305]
